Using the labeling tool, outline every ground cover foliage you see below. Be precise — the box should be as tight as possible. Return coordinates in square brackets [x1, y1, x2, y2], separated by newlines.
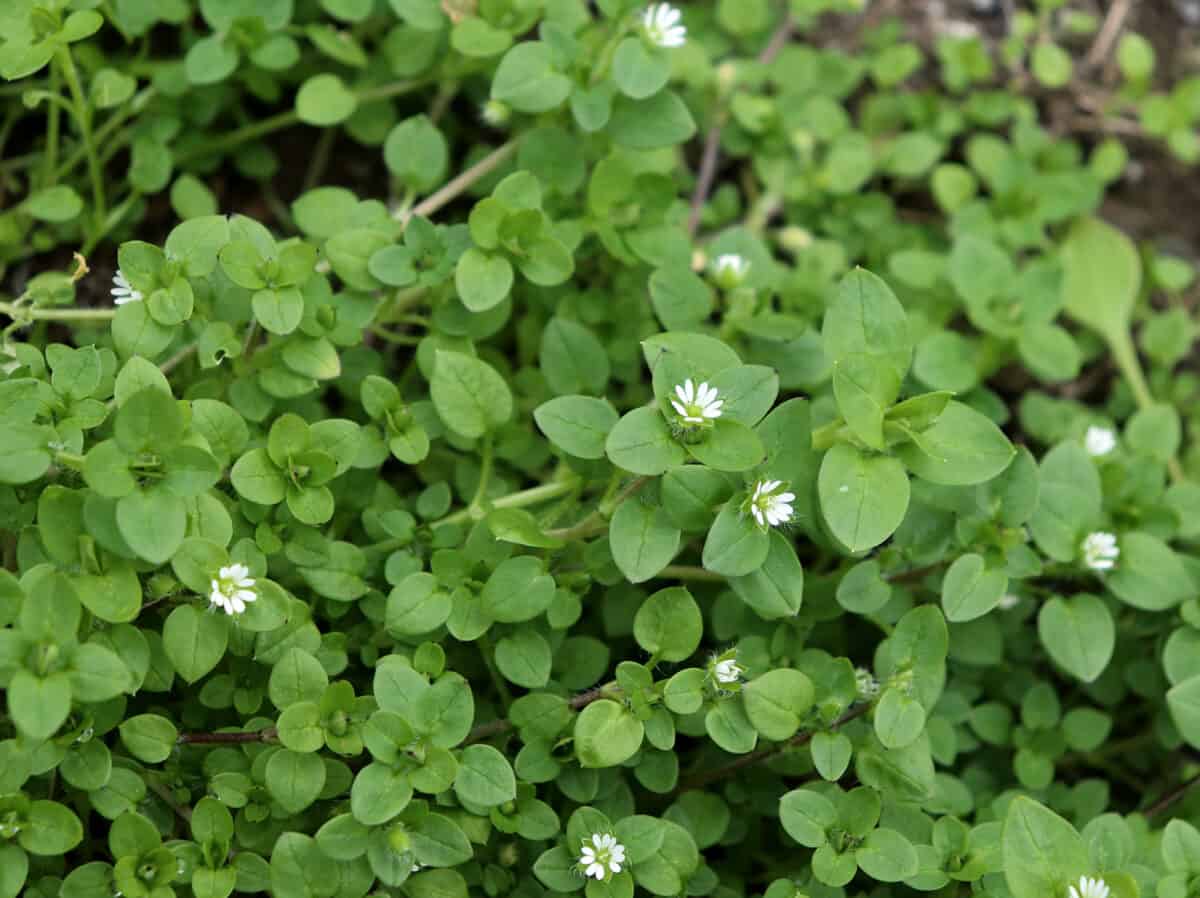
[3, 1, 1200, 898]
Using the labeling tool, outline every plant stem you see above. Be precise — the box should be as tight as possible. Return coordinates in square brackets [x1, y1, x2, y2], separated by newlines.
[471, 437, 494, 513]
[43, 63, 61, 188]
[674, 704, 870, 793]
[0, 302, 116, 322]
[546, 475, 648, 541]
[56, 47, 106, 228]
[176, 78, 429, 165]
[478, 632, 514, 711]
[658, 565, 724, 582]
[1110, 331, 1185, 482]
[401, 140, 519, 224]
[177, 727, 277, 745]
[365, 477, 584, 558]
[159, 342, 198, 377]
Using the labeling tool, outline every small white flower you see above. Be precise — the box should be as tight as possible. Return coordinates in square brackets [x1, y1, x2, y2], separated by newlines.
[1084, 426, 1116, 457]
[111, 270, 143, 306]
[1081, 532, 1119, 572]
[209, 562, 258, 616]
[997, 593, 1021, 611]
[712, 254, 750, 288]
[855, 667, 880, 700]
[642, 3, 686, 48]
[713, 657, 743, 685]
[749, 479, 795, 528]
[579, 833, 626, 880]
[1068, 876, 1110, 898]
[671, 379, 723, 425]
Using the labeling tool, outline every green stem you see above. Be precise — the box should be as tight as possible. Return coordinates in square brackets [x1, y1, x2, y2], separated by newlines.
[589, 20, 630, 85]
[363, 477, 583, 558]
[470, 437, 494, 513]
[175, 78, 429, 165]
[546, 475, 648, 542]
[42, 63, 61, 187]
[0, 302, 116, 322]
[56, 46, 106, 227]
[1110, 331, 1185, 482]
[658, 565, 724, 582]
[478, 633, 514, 711]
[53, 88, 154, 183]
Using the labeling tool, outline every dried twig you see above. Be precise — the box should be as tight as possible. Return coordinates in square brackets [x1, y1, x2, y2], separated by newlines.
[1085, 0, 1133, 70]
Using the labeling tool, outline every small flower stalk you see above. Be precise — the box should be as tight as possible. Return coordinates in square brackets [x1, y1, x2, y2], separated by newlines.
[579, 833, 625, 881]
[1068, 876, 1110, 898]
[1081, 532, 1119, 572]
[671, 379, 723, 430]
[711, 253, 750, 290]
[209, 563, 257, 616]
[111, 270, 143, 306]
[642, 3, 686, 49]
[1084, 426, 1116, 457]
[747, 479, 795, 528]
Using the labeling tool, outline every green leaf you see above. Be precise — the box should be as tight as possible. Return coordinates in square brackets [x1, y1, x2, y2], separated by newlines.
[1002, 797, 1089, 898]
[896, 401, 1015, 486]
[19, 801, 83, 856]
[612, 37, 670, 99]
[295, 73, 358, 125]
[491, 42, 571, 112]
[1168, 675, 1200, 751]
[1037, 594, 1114, 683]
[606, 406, 687, 475]
[116, 488, 186, 564]
[265, 749, 326, 813]
[818, 444, 910, 553]
[540, 318, 610, 396]
[455, 249, 514, 312]
[729, 531, 804, 619]
[534, 396, 618, 460]
[856, 828, 919, 882]
[609, 91, 697, 149]
[163, 605, 229, 684]
[685, 418, 766, 472]
[702, 501, 770, 577]
[494, 629, 552, 688]
[742, 669, 814, 741]
[119, 714, 179, 763]
[823, 268, 912, 384]
[431, 351, 513, 439]
[453, 744, 516, 806]
[633, 587, 702, 662]
[1107, 532, 1192, 611]
[941, 553, 1008, 622]
[1061, 217, 1140, 341]
[780, 789, 836, 847]
[610, 497, 681, 584]
[575, 699, 644, 768]
[8, 670, 71, 740]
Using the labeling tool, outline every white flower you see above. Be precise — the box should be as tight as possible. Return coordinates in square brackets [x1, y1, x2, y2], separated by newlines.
[712, 254, 750, 288]
[855, 667, 880, 700]
[642, 3, 686, 48]
[997, 593, 1021, 611]
[1069, 876, 1110, 898]
[111, 270, 143, 306]
[749, 479, 795, 528]
[671, 379, 723, 425]
[209, 563, 258, 616]
[1084, 426, 1116, 457]
[713, 657, 743, 685]
[579, 833, 626, 880]
[1081, 532, 1119, 572]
